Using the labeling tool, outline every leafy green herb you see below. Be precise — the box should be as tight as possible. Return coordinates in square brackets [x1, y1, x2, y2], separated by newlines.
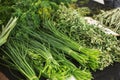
[96, 8, 120, 34]
[54, 5, 120, 69]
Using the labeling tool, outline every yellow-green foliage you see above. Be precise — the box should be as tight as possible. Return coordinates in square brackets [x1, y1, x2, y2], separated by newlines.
[38, 7, 52, 18]
[38, 1, 57, 19]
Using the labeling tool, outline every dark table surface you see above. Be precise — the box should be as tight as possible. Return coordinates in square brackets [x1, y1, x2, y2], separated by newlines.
[92, 62, 120, 80]
[0, 62, 120, 80]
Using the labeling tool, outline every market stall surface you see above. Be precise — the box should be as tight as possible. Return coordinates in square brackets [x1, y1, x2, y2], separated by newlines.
[92, 62, 120, 80]
[0, 63, 120, 80]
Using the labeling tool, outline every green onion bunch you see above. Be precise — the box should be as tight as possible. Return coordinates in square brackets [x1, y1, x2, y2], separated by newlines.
[2, 40, 39, 80]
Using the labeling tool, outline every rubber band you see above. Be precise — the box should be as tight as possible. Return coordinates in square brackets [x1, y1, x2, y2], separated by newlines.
[68, 50, 73, 54]
[79, 47, 82, 51]
[30, 76, 38, 80]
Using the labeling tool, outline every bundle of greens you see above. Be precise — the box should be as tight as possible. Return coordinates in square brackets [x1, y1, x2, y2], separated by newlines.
[41, 21, 100, 70]
[2, 40, 39, 80]
[28, 39, 92, 80]
[27, 40, 72, 80]
[96, 8, 120, 34]
[0, 17, 17, 46]
[54, 5, 120, 69]
[51, 49, 92, 80]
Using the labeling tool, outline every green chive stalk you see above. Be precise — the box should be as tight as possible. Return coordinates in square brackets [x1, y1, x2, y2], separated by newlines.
[3, 41, 39, 80]
[0, 17, 17, 46]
